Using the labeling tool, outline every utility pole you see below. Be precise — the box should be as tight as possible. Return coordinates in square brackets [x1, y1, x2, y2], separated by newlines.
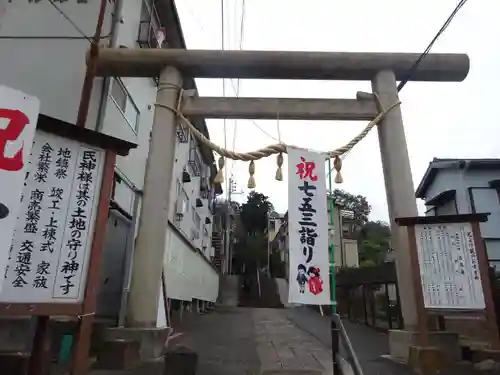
[226, 176, 243, 275]
[267, 218, 272, 277]
[224, 177, 233, 275]
[224, 175, 244, 274]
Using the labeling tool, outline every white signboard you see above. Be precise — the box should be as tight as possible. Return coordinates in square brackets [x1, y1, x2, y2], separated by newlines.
[1, 129, 104, 304]
[0, 85, 40, 294]
[415, 222, 485, 310]
[287, 147, 330, 305]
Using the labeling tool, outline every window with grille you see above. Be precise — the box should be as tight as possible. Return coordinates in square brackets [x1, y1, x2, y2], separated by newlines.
[110, 79, 140, 132]
[188, 136, 202, 176]
[138, 0, 162, 49]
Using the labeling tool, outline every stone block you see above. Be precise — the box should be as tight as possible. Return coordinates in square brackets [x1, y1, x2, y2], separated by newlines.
[389, 329, 460, 363]
[0, 352, 30, 375]
[163, 345, 198, 375]
[0, 317, 34, 352]
[474, 359, 500, 371]
[428, 331, 461, 361]
[91, 358, 165, 375]
[104, 326, 172, 360]
[408, 346, 445, 375]
[389, 330, 415, 361]
[132, 357, 165, 375]
[472, 349, 500, 363]
[260, 370, 322, 375]
[95, 339, 140, 370]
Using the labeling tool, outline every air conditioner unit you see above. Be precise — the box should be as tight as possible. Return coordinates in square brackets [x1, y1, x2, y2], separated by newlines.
[190, 229, 200, 241]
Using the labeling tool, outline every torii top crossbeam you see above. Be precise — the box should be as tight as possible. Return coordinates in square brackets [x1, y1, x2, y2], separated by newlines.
[91, 48, 469, 82]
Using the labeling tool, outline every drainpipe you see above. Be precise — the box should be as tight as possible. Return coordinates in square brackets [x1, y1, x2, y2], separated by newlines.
[118, 187, 143, 327]
[95, 0, 123, 132]
[337, 207, 345, 267]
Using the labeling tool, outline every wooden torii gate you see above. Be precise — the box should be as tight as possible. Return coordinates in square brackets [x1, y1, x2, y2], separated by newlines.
[90, 48, 469, 356]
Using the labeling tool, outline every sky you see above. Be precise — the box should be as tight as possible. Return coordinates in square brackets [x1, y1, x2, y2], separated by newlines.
[175, 0, 500, 222]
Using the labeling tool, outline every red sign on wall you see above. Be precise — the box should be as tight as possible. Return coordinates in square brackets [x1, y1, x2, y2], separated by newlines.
[0, 85, 40, 293]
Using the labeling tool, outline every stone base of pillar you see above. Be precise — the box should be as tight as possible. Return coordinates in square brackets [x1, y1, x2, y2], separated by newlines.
[96, 326, 172, 369]
[0, 352, 30, 375]
[0, 317, 35, 352]
[388, 330, 461, 363]
[408, 346, 445, 375]
[472, 348, 500, 363]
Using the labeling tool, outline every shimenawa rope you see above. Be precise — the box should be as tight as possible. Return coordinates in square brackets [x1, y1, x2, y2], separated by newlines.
[154, 84, 401, 188]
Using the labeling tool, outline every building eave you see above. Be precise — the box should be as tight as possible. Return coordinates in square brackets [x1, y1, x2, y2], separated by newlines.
[415, 160, 436, 199]
[416, 158, 500, 199]
[425, 189, 456, 207]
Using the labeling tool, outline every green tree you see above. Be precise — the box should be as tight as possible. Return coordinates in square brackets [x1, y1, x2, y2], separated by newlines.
[239, 191, 274, 235]
[358, 220, 391, 264]
[330, 189, 371, 225]
[239, 233, 268, 268]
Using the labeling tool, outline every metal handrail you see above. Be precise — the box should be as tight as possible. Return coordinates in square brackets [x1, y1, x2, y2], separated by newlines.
[334, 314, 364, 375]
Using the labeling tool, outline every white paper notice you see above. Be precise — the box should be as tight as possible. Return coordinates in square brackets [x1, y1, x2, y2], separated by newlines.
[415, 222, 485, 310]
[1, 130, 104, 304]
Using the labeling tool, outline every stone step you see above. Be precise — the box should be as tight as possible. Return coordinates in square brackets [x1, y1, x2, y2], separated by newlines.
[93, 339, 141, 371]
[0, 352, 30, 375]
[89, 357, 165, 375]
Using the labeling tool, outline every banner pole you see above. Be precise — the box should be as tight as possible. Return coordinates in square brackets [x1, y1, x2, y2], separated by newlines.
[327, 157, 340, 372]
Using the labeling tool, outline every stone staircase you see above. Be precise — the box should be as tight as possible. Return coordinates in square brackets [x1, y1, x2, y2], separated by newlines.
[238, 271, 284, 309]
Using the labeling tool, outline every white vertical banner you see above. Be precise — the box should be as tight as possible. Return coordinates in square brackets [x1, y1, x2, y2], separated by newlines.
[287, 147, 330, 305]
[0, 85, 40, 294]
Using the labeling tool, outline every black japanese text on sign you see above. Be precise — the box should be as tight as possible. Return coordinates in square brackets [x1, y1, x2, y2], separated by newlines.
[59, 150, 96, 296]
[296, 156, 318, 265]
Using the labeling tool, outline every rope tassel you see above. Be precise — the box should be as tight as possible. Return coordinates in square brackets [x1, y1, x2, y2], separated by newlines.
[214, 156, 225, 184]
[248, 160, 256, 189]
[275, 153, 284, 181]
[333, 156, 343, 184]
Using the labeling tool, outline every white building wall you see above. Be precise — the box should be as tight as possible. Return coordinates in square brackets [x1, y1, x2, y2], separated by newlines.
[0, 0, 218, 309]
[0, 1, 111, 129]
[163, 227, 219, 303]
[168, 131, 214, 256]
[422, 166, 500, 261]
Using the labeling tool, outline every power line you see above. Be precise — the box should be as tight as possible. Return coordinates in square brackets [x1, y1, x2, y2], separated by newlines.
[328, 0, 470, 177]
[397, 0, 469, 92]
[228, 80, 280, 142]
[231, 0, 247, 167]
[48, 0, 92, 43]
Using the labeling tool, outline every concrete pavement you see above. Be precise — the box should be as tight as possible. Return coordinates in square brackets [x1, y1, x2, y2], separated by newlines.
[286, 307, 414, 375]
[286, 306, 500, 375]
[173, 306, 334, 374]
[174, 306, 260, 375]
[254, 308, 332, 374]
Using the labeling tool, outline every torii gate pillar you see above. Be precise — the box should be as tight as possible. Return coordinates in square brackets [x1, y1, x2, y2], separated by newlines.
[372, 70, 419, 329]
